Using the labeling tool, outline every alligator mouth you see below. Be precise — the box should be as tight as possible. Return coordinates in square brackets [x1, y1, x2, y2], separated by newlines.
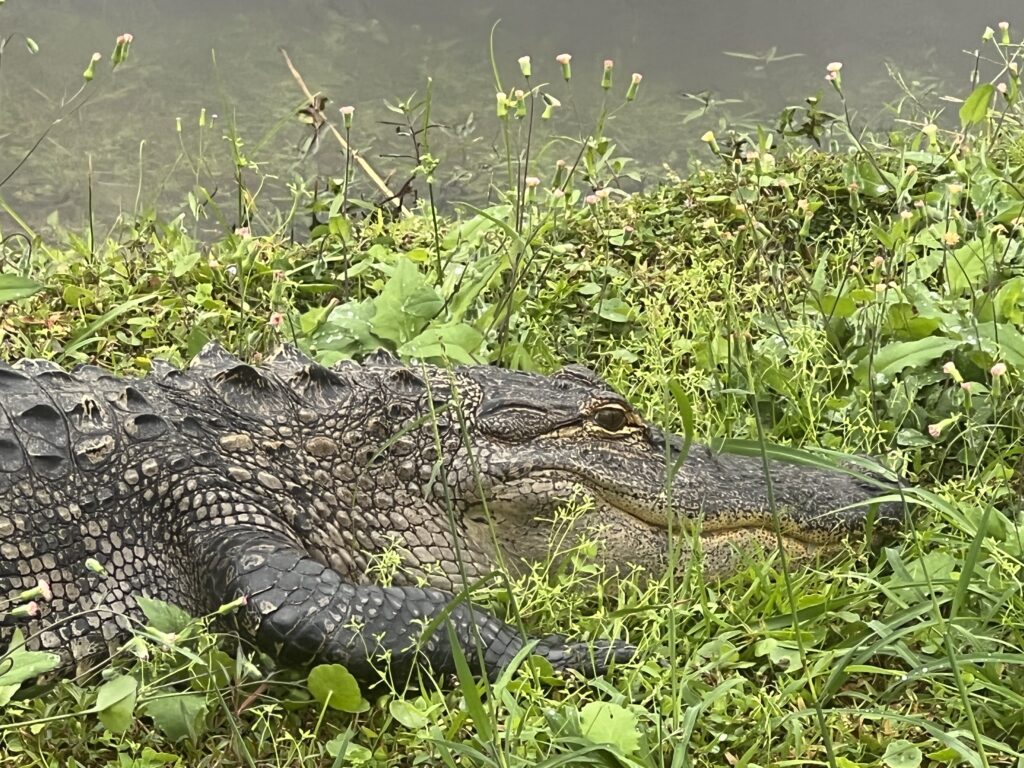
[590, 486, 855, 546]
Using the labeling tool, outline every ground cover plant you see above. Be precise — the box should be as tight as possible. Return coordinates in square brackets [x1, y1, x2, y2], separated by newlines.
[1, 18, 1024, 768]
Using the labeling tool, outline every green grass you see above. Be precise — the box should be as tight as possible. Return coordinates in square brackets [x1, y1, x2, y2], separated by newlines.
[2, 24, 1024, 768]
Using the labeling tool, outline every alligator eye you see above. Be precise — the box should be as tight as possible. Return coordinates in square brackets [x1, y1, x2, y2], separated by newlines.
[593, 406, 628, 432]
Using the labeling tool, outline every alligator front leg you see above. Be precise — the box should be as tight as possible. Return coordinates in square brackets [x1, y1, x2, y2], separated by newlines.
[192, 526, 633, 682]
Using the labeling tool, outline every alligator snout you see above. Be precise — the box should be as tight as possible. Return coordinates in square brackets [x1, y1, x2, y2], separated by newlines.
[645, 425, 907, 544]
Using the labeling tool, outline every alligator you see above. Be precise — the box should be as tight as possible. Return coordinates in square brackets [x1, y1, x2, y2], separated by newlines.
[0, 344, 904, 682]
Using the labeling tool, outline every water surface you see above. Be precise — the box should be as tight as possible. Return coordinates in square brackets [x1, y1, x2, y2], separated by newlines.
[0, 0, 1017, 230]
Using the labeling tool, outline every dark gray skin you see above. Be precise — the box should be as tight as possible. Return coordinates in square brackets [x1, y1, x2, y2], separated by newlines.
[0, 344, 903, 681]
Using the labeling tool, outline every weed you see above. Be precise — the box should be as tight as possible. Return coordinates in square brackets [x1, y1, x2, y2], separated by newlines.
[1, 20, 1023, 768]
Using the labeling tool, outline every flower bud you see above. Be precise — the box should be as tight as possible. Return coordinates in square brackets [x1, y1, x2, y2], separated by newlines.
[112, 32, 133, 67]
[339, 105, 355, 130]
[216, 595, 248, 615]
[700, 130, 720, 155]
[11, 602, 39, 618]
[19, 580, 52, 602]
[626, 72, 643, 102]
[556, 53, 572, 81]
[518, 55, 532, 79]
[514, 89, 527, 118]
[83, 51, 102, 81]
[942, 361, 964, 383]
[601, 59, 614, 90]
[541, 92, 561, 119]
[552, 159, 567, 188]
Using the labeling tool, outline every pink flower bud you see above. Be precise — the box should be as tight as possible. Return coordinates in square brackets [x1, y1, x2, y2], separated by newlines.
[339, 105, 355, 129]
[12, 601, 39, 618]
[626, 72, 643, 102]
[990, 362, 1007, 377]
[556, 53, 572, 81]
[601, 59, 614, 90]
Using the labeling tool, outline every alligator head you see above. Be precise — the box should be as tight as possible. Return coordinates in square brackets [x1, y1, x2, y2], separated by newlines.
[425, 361, 906, 580]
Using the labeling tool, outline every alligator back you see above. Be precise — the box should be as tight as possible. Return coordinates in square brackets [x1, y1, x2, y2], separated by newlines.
[0, 356, 209, 663]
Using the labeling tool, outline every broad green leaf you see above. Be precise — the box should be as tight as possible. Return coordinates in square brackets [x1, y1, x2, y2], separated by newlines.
[883, 739, 923, 768]
[808, 292, 856, 319]
[146, 693, 209, 742]
[397, 322, 483, 364]
[595, 296, 632, 323]
[0, 273, 43, 302]
[580, 701, 640, 756]
[298, 302, 334, 336]
[404, 247, 431, 263]
[62, 284, 96, 306]
[753, 637, 804, 671]
[96, 674, 138, 733]
[959, 83, 994, 129]
[192, 649, 233, 690]
[172, 251, 201, 278]
[328, 214, 351, 242]
[0, 629, 61, 693]
[389, 698, 429, 730]
[138, 596, 194, 634]
[857, 337, 961, 382]
[370, 258, 443, 345]
[325, 734, 373, 763]
[137, 749, 181, 766]
[978, 322, 1024, 369]
[445, 252, 502, 323]
[442, 207, 507, 248]
[314, 299, 381, 360]
[946, 240, 991, 295]
[994, 275, 1024, 324]
[307, 664, 364, 712]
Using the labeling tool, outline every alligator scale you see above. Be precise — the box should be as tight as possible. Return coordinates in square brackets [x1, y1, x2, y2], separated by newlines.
[0, 345, 903, 680]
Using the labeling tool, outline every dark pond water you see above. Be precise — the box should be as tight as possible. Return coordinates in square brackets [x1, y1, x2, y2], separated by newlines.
[0, 0, 1019, 231]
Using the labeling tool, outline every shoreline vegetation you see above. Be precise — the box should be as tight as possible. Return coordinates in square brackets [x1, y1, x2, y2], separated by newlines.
[1, 20, 1023, 768]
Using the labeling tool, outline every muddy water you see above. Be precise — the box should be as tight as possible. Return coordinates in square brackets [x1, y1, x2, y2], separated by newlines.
[0, 0, 1017, 229]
